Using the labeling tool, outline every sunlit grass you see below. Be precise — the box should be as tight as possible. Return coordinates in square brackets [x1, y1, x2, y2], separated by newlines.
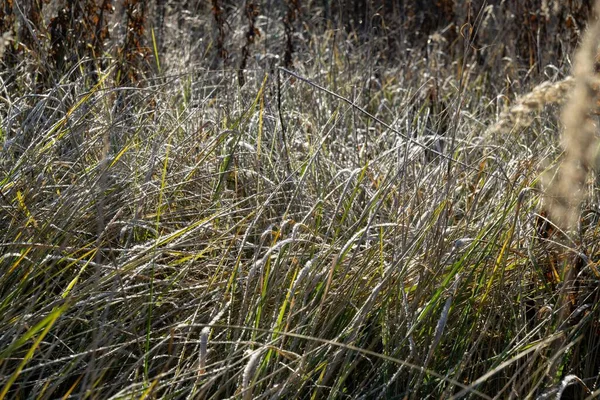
[1, 8, 600, 400]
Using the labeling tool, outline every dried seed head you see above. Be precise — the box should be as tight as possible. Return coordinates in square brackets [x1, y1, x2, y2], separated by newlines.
[547, 0, 600, 229]
[241, 347, 265, 400]
[486, 78, 574, 138]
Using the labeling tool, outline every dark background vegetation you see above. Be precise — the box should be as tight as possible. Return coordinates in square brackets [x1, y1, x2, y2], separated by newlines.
[0, 0, 595, 90]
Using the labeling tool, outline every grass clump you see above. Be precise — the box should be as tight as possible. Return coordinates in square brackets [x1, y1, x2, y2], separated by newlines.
[1, 1, 600, 399]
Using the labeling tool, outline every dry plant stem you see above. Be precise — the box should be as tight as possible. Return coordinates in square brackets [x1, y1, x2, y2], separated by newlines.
[549, 1, 600, 229]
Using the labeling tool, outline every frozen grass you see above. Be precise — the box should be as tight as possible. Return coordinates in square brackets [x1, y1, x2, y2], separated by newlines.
[1, 6, 600, 400]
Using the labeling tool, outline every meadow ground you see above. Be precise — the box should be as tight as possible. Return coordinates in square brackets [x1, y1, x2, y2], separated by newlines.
[1, 1, 600, 398]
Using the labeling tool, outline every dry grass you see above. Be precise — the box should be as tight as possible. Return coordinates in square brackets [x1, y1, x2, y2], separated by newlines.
[0, 1, 600, 399]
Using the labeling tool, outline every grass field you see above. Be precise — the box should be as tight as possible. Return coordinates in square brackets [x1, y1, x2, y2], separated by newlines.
[1, 1, 600, 398]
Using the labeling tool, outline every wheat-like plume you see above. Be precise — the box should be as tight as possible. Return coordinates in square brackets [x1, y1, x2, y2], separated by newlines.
[486, 77, 574, 138]
[548, 0, 600, 229]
